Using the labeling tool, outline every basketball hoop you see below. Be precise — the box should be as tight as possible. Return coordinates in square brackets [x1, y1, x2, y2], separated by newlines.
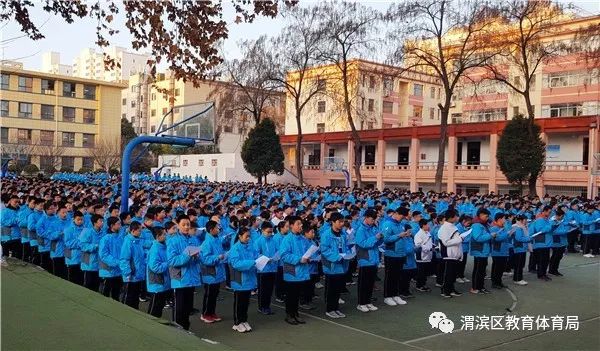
[324, 157, 346, 172]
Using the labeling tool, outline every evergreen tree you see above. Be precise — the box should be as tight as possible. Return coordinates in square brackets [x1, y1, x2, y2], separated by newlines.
[241, 118, 284, 184]
[497, 115, 545, 195]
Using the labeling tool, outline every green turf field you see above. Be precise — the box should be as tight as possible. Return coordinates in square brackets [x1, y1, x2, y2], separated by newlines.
[2, 254, 599, 351]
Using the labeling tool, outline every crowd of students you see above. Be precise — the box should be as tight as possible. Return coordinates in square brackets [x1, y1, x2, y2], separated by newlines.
[1, 174, 599, 334]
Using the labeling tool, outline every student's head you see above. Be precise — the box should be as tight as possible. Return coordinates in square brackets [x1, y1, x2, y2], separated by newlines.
[107, 216, 121, 233]
[411, 211, 422, 222]
[165, 221, 177, 234]
[73, 210, 84, 226]
[419, 218, 430, 232]
[445, 209, 458, 223]
[275, 220, 288, 235]
[176, 214, 191, 235]
[91, 214, 104, 229]
[393, 207, 408, 221]
[515, 214, 527, 225]
[155, 206, 166, 220]
[206, 220, 220, 236]
[261, 221, 274, 237]
[476, 208, 490, 223]
[236, 227, 251, 244]
[304, 225, 316, 240]
[288, 215, 302, 234]
[144, 213, 155, 227]
[120, 212, 132, 225]
[108, 205, 119, 217]
[555, 208, 565, 221]
[459, 214, 472, 227]
[494, 213, 506, 226]
[330, 212, 344, 232]
[56, 204, 68, 219]
[152, 226, 167, 243]
[93, 204, 104, 215]
[44, 201, 56, 215]
[8, 195, 19, 208]
[129, 221, 142, 237]
[364, 209, 378, 225]
[541, 205, 552, 217]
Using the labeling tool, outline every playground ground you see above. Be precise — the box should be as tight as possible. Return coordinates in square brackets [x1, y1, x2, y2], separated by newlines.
[2, 253, 599, 351]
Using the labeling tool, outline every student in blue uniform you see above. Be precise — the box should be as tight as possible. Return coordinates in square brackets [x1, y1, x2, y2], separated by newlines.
[355, 209, 384, 312]
[19, 196, 35, 262]
[490, 213, 510, 289]
[469, 209, 493, 294]
[147, 227, 171, 318]
[1, 195, 21, 260]
[199, 220, 226, 323]
[548, 208, 570, 276]
[273, 220, 289, 303]
[280, 215, 310, 325]
[529, 206, 557, 281]
[99, 217, 123, 301]
[120, 221, 147, 309]
[229, 227, 258, 333]
[79, 214, 104, 292]
[254, 221, 279, 315]
[511, 215, 531, 285]
[49, 203, 70, 279]
[399, 229, 417, 299]
[27, 198, 44, 266]
[167, 215, 202, 331]
[455, 215, 472, 284]
[35, 201, 57, 272]
[382, 207, 410, 306]
[64, 211, 85, 285]
[581, 204, 597, 257]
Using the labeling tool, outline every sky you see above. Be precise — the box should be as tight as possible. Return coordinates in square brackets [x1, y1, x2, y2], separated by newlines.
[1, 0, 598, 71]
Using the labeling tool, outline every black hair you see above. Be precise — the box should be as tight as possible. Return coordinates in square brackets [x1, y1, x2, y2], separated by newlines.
[165, 221, 176, 231]
[329, 212, 344, 222]
[91, 214, 103, 225]
[130, 221, 142, 232]
[261, 221, 274, 230]
[206, 220, 218, 233]
[73, 210, 84, 219]
[418, 218, 429, 228]
[107, 216, 120, 231]
[234, 227, 250, 243]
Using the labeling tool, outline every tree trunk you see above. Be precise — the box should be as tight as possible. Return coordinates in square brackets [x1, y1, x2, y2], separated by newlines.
[524, 91, 539, 197]
[295, 109, 304, 185]
[434, 108, 449, 192]
[528, 174, 538, 197]
[341, 64, 361, 188]
[352, 131, 362, 189]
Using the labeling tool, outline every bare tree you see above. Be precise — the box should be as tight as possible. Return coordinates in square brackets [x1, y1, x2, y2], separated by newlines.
[1, 141, 37, 173]
[268, 5, 328, 185]
[88, 138, 121, 174]
[386, 0, 501, 192]
[315, 1, 381, 188]
[35, 144, 65, 172]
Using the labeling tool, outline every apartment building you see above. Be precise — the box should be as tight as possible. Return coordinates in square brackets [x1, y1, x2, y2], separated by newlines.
[0, 62, 125, 171]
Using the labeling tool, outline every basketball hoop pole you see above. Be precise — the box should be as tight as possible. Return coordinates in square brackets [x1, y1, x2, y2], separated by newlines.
[120, 135, 195, 213]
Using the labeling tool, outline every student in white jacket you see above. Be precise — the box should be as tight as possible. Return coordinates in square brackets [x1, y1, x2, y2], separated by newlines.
[437, 209, 463, 298]
[414, 219, 433, 292]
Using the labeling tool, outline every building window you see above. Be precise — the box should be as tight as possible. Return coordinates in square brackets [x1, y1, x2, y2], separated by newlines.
[429, 107, 435, 119]
[151, 125, 156, 133]
[383, 101, 393, 114]
[420, 153, 426, 160]
[413, 83, 423, 97]
[383, 77, 393, 92]
[317, 79, 327, 90]
[41, 105, 54, 120]
[198, 159, 204, 166]
[162, 107, 168, 115]
[151, 109, 156, 117]
[430, 87, 435, 98]
[122, 98, 127, 106]
[361, 97, 365, 110]
[413, 105, 422, 118]
[82, 133, 95, 147]
[83, 109, 95, 124]
[41, 79, 55, 93]
[62, 132, 75, 147]
[368, 99, 374, 112]
[17, 129, 32, 144]
[175, 88, 180, 97]
[0, 74, 9, 90]
[82, 157, 94, 169]
[18, 76, 33, 92]
[130, 86, 136, 93]
[62, 156, 74, 171]
[63, 107, 76, 122]
[369, 76, 376, 89]
[451, 113, 462, 124]
[223, 125, 233, 133]
[1, 100, 8, 117]
[530, 74, 536, 90]
[131, 100, 136, 108]
[317, 101, 326, 113]
[469, 108, 507, 122]
[546, 103, 582, 118]
[1, 127, 9, 143]
[211, 159, 217, 166]
[40, 130, 54, 146]
[63, 82, 76, 97]
[18, 102, 32, 118]
[122, 113, 126, 119]
[367, 122, 374, 130]
[513, 106, 519, 117]
[151, 93, 156, 101]
[182, 159, 188, 166]
[316, 123, 325, 133]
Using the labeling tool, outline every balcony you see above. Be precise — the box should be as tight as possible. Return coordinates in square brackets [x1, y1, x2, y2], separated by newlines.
[454, 161, 490, 171]
[383, 162, 410, 170]
[544, 161, 588, 172]
[418, 162, 447, 171]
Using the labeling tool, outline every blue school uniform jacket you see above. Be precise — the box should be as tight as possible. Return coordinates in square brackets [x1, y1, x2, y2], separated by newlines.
[48, 217, 69, 259]
[456, 223, 470, 253]
[167, 232, 202, 289]
[18, 206, 33, 244]
[199, 234, 226, 284]
[403, 236, 417, 270]
[512, 226, 531, 254]
[280, 233, 311, 282]
[79, 226, 103, 271]
[253, 234, 279, 273]
[1, 206, 20, 242]
[63, 222, 84, 266]
[301, 237, 319, 275]
[228, 240, 258, 291]
[355, 222, 383, 267]
[99, 232, 123, 278]
[320, 228, 349, 275]
[147, 241, 170, 293]
[490, 226, 510, 257]
[36, 213, 58, 253]
[470, 222, 492, 258]
[551, 221, 571, 248]
[529, 218, 555, 249]
[581, 212, 595, 235]
[120, 234, 147, 283]
[28, 210, 43, 247]
[382, 219, 406, 258]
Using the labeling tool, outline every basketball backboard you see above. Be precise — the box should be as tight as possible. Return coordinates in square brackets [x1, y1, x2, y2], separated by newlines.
[324, 157, 347, 172]
[158, 101, 216, 145]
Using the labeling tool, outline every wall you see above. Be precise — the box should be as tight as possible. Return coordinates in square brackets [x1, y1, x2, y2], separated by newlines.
[419, 140, 449, 163]
[385, 140, 411, 165]
[155, 153, 256, 182]
[545, 133, 587, 163]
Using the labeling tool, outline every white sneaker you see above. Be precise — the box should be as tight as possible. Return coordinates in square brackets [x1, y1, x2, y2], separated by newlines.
[356, 305, 370, 312]
[462, 277, 471, 282]
[335, 311, 346, 318]
[366, 304, 378, 311]
[232, 324, 247, 333]
[384, 297, 397, 306]
[456, 278, 465, 284]
[583, 254, 595, 258]
[325, 311, 340, 319]
[338, 298, 345, 305]
[315, 282, 324, 289]
[243, 322, 252, 331]
[514, 280, 528, 286]
[503, 272, 513, 276]
[393, 296, 407, 305]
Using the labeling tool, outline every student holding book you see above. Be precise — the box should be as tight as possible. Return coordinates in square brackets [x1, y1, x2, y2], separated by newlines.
[254, 221, 279, 315]
[229, 227, 259, 333]
[199, 220, 226, 323]
[147, 227, 171, 318]
[280, 216, 310, 325]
